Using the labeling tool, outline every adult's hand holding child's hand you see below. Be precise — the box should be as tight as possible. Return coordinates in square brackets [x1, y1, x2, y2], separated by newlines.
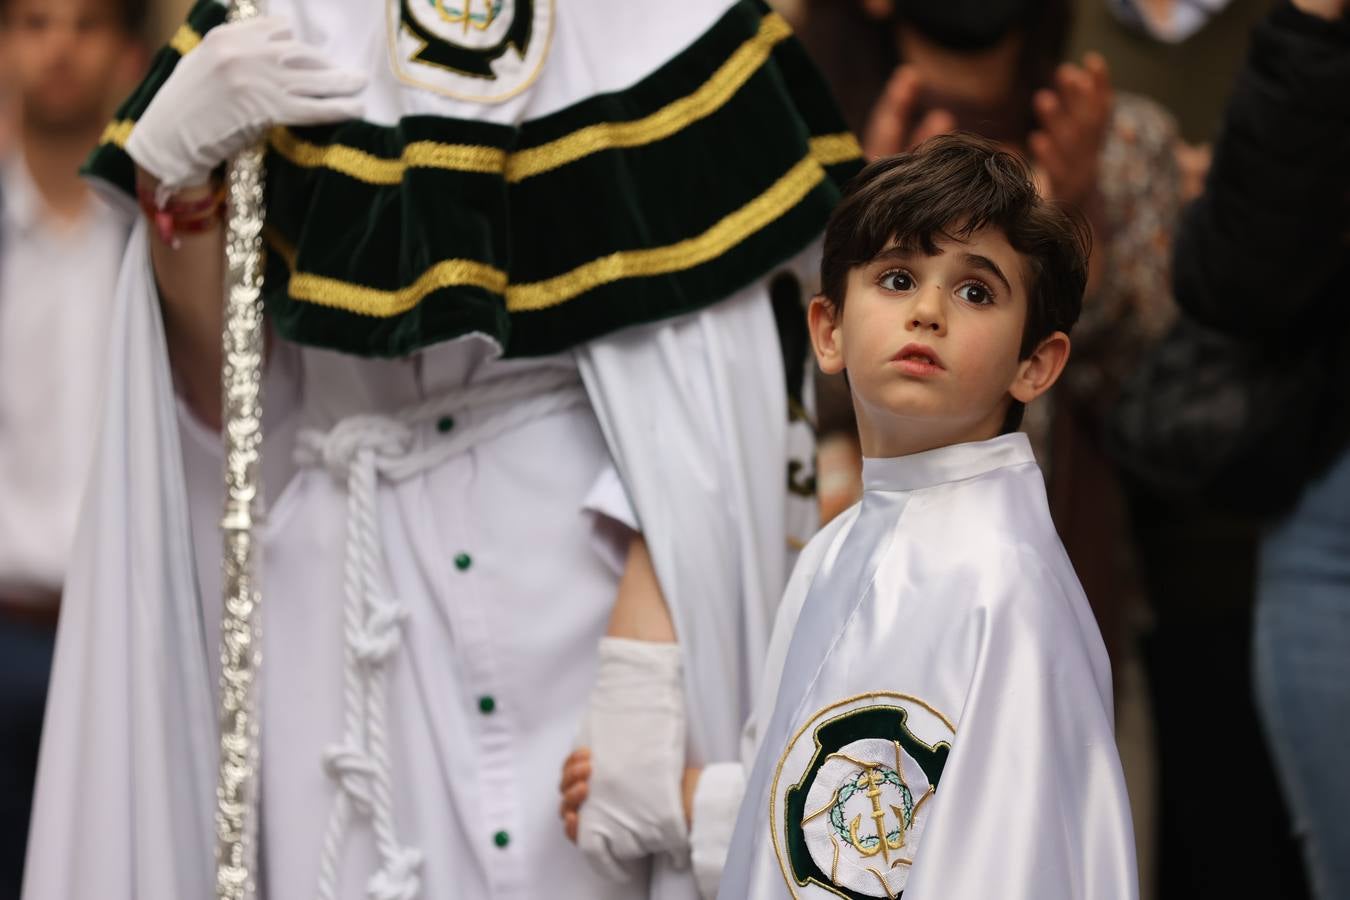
[569, 637, 689, 881]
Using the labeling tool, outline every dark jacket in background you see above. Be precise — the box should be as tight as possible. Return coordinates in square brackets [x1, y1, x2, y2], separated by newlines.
[1172, 2, 1350, 502]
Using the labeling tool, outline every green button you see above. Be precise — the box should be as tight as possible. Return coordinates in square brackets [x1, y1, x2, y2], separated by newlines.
[436, 415, 455, 434]
[478, 695, 496, 715]
[454, 553, 472, 571]
[493, 830, 510, 848]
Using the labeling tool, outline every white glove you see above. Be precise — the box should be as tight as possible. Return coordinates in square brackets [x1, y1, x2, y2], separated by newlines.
[690, 762, 747, 899]
[126, 16, 366, 192]
[576, 637, 690, 882]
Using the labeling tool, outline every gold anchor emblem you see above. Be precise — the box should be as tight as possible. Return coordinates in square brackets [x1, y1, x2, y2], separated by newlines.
[846, 765, 908, 864]
[434, 0, 499, 33]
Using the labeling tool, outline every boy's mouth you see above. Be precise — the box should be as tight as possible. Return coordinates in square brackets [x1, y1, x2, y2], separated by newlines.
[891, 343, 945, 374]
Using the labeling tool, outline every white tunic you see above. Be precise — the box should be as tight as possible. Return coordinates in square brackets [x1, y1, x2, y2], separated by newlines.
[711, 434, 1138, 900]
[0, 154, 129, 598]
[177, 338, 635, 899]
[24, 221, 813, 900]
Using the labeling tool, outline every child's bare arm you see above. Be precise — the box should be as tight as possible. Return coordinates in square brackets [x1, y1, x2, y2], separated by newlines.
[603, 534, 676, 642]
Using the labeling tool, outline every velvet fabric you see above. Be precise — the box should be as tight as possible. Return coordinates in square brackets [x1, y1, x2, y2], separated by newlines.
[86, 0, 862, 358]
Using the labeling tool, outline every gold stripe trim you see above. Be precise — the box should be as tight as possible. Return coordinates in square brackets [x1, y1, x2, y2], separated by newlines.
[268, 146, 831, 319]
[168, 23, 202, 56]
[268, 127, 508, 185]
[96, 24, 203, 150]
[100, 120, 135, 149]
[265, 226, 508, 317]
[808, 132, 863, 167]
[506, 153, 824, 311]
[504, 12, 793, 182]
[260, 11, 795, 186]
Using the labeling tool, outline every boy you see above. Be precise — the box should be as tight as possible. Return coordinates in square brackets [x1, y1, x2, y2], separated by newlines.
[564, 134, 1137, 899]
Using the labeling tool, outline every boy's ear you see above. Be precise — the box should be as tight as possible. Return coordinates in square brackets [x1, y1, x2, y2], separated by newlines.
[1009, 331, 1071, 405]
[807, 294, 846, 375]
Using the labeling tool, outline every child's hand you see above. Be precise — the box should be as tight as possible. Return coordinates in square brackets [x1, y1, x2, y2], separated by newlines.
[560, 748, 592, 843]
[862, 66, 957, 161]
[681, 766, 702, 827]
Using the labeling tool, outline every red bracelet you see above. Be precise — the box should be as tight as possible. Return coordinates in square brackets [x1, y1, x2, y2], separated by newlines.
[136, 182, 226, 247]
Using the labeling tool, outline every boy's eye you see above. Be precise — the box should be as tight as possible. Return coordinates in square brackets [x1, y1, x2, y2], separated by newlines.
[879, 271, 914, 292]
[956, 282, 994, 305]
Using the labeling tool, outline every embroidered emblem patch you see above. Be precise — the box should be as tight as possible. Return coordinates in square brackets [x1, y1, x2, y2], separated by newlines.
[388, 0, 554, 102]
[771, 693, 954, 899]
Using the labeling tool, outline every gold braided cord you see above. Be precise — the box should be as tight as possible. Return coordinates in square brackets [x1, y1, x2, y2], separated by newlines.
[506, 154, 824, 311]
[503, 12, 793, 183]
[268, 127, 507, 184]
[169, 22, 202, 55]
[263, 11, 793, 186]
[100, 119, 135, 148]
[267, 148, 831, 318]
[808, 131, 863, 167]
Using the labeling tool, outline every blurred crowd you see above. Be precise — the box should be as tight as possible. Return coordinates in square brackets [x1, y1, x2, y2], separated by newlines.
[0, 0, 1345, 898]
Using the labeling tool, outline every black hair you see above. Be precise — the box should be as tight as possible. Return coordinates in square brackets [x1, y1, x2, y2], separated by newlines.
[819, 132, 1090, 431]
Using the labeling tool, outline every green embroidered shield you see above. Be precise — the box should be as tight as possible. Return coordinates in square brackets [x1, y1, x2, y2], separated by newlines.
[773, 696, 955, 899]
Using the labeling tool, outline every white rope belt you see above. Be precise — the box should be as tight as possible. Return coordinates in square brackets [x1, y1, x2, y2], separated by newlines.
[295, 367, 588, 900]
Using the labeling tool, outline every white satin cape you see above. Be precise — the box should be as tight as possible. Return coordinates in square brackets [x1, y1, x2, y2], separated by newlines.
[716, 434, 1138, 900]
[22, 219, 809, 899]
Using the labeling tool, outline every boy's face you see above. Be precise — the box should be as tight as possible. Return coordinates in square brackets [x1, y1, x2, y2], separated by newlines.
[2, 0, 132, 133]
[809, 225, 1068, 457]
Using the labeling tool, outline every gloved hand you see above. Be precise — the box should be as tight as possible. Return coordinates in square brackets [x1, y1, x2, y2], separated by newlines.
[576, 637, 690, 881]
[126, 16, 366, 193]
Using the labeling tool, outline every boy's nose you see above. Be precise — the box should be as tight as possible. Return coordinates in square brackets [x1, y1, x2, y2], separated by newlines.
[908, 287, 946, 333]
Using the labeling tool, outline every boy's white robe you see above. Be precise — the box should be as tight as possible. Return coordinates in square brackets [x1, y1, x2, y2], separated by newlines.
[713, 434, 1138, 900]
[23, 218, 811, 899]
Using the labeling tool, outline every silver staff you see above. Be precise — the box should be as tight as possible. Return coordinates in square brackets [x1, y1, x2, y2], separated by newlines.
[215, 0, 268, 897]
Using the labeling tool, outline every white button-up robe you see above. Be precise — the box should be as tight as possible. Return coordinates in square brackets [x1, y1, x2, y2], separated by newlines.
[24, 220, 814, 900]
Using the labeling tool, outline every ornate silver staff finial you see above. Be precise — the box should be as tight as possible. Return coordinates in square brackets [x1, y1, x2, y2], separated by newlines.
[215, 1, 268, 897]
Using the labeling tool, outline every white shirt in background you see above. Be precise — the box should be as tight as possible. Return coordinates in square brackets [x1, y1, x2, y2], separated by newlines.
[0, 154, 131, 600]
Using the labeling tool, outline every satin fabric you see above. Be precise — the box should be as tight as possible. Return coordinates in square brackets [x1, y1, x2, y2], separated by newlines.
[718, 434, 1137, 900]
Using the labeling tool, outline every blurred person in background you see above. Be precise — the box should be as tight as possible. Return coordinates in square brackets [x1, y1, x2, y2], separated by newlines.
[1168, 0, 1350, 894]
[0, 0, 142, 894]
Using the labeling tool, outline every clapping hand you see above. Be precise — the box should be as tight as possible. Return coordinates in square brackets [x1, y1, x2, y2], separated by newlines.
[862, 66, 957, 160]
[1028, 52, 1114, 207]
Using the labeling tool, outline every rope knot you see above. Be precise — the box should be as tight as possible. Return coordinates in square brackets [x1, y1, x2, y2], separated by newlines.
[323, 743, 378, 816]
[367, 847, 423, 900]
[352, 596, 409, 665]
[297, 415, 413, 479]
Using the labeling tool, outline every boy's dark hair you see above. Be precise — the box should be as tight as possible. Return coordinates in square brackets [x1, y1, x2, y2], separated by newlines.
[819, 132, 1090, 431]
